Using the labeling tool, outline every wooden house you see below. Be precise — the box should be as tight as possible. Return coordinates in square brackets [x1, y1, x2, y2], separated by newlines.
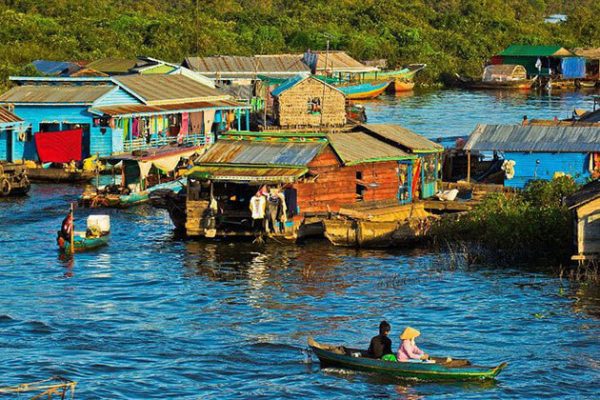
[464, 124, 600, 188]
[271, 75, 346, 128]
[0, 75, 250, 161]
[567, 180, 600, 262]
[182, 129, 419, 238]
[356, 124, 443, 199]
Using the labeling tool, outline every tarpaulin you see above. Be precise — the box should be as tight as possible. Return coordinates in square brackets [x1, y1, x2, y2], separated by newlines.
[35, 129, 82, 163]
[561, 57, 586, 79]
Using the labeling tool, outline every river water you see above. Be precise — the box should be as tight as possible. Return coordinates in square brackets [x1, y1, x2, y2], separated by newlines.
[1, 90, 599, 399]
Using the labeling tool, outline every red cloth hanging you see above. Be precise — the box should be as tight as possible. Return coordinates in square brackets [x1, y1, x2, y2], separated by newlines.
[35, 129, 83, 163]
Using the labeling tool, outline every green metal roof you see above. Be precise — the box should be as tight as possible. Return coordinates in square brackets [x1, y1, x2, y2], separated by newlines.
[497, 45, 574, 57]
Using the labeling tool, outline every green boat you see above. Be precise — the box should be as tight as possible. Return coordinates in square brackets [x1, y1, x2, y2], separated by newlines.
[308, 338, 507, 381]
[60, 234, 109, 253]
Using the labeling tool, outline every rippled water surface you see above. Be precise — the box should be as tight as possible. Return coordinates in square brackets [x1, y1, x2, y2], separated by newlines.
[1, 90, 600, 399]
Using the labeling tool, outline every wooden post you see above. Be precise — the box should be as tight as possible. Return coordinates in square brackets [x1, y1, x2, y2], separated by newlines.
[466, 150, 471, 183]
[69, 203, 75, 256]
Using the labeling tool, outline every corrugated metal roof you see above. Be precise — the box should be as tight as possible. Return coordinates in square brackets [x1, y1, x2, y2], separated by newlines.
[464, 124, 600, 152]
[0, 107, 23, 124]
[573, 48, 600, 59]
[114, 75, 230, 105]
[311, 51, 378, 73]
[327, 131, 413, 165]
[69, 68, 109, 77]
[86, 58, 139, 74]
[497, 45, 573, 57]
[566, 180, 600, 209]
[183, 55, 309, 78]
[359, 124, 443, 152]
[0, 84, 115, 104]
[187, 165, 307, 182]
[198, 140, 325, 166]
[90, 99, 248, 117]
[32, 60, 80, 76]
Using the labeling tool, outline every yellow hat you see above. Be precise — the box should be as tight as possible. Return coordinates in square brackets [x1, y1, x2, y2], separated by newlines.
[400, 327, 420, 340]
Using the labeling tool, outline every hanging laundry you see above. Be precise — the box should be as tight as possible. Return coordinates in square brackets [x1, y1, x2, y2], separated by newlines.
[132, 118, 139, 138]
[122, 118, 130, 140]
[180, 113, 189, 135]
[203, 110, 215, 133]
[190, 112, 203, 134]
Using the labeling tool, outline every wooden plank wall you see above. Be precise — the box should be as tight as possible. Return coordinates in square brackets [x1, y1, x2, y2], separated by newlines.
[294, 146, 400, 214]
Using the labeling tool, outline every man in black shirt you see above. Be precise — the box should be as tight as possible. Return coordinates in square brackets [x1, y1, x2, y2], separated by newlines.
[367, 320, 393, 359]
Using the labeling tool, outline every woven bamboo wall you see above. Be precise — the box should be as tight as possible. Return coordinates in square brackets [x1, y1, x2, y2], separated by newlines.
[275, 78, 346, 128]
[294, 146, 401, 214]
[185, 199, 209, 236]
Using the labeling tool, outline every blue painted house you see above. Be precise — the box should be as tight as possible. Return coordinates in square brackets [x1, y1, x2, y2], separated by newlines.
[0, 74, 251, 162]
[464, 124, 600, 188]
[0, 107, 30, 162]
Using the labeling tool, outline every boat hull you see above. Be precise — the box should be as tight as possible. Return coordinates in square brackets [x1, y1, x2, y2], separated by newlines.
[310, 345, 506, 381]
[459, 79, 533, 90]
[338, 81, 392, 100]
[60, 235, 109, 253]
[393, 79, 416, 92]
[26, 168, 95, 183]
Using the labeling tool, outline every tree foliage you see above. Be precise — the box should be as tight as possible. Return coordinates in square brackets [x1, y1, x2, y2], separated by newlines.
[0, 0, 599, 88]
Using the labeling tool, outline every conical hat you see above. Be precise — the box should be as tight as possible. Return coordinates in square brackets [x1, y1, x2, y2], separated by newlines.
[400, 327, 420, 340]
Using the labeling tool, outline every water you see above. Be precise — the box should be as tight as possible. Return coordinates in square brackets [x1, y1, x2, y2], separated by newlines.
[1, 90, 600, 399]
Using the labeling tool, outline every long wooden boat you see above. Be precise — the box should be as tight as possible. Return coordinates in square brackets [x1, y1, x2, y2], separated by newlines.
[456, 75, 534, 90]
[27, 167, 95, 183]
[82, 178, 187, 208]
[392, 79, 416, 92]
[337, 81, 392, 100]
[361, 64, 426, 82]
[308, 338, 507, 381]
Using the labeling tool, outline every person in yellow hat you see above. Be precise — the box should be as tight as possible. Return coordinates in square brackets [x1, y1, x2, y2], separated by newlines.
[397, 327, 429, 362]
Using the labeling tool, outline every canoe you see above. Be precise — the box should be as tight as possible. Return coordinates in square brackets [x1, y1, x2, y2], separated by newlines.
[337, 81, 392, 100]
[59, 234, 109, 253]
[456, 75, 534, 90]
[361, 64, 426, 82]
[26, 167, 95, 183]
[308, 338, 507, 381]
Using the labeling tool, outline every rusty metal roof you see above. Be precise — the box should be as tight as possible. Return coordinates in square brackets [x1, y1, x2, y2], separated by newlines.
[187, 165, 308, 182]
[198, 140, 325, 166]
[114, 75, 230, 105]
[183, 54, 309, 78]
[90, 99, 248, 117]
[0, 84, 114, 104]
[327, 131, 414, 165]
[358, 124, 443, 153]
[0, 107, 23, 125]
[311, 51, 377, 73]
[465, 124, 600, 152]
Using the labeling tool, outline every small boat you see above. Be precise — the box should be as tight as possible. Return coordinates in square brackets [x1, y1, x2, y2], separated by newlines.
[0, 376, 77, 399]
[361, 64, 426, 82]
[57, 212, 110, 254]
[456, 65, 535, 90]
[26, 166, 95, 183]
[308, 338, 507, 381]
[392, 79, 415, 92]
[337, 81, 392, 100]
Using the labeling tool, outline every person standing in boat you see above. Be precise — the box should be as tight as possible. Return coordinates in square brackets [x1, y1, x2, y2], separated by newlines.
[367, 320, 393, 359]
[397, 327, 429, 362]
[57, 212, 73, 248]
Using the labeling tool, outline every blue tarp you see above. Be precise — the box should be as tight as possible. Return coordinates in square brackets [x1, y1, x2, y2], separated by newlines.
[561, 57, 586, 79]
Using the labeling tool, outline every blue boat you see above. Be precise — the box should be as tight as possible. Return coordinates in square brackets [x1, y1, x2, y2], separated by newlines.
[337, 81, 392, 99]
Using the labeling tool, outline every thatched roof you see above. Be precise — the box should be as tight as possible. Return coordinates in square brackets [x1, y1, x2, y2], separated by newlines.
[573, 48, 600, 59]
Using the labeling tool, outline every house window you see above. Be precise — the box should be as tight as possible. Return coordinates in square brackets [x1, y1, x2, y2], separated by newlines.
[307, 98, 322, 115]
[356, 171, 365, 201]
[39, 122, 60, 132]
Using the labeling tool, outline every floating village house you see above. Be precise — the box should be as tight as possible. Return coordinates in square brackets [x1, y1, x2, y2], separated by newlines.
[271, 75, 346, 128]
[0, 107, 29, 162]
[181, 125, 440, 238]
[567, 180, 600, 262]
[0, 74, 250, 162]
[302, 50, 378, 80]
[464, 124, 600, 188]
[492, 45, 585, 80]
[573, 48, 600, 83]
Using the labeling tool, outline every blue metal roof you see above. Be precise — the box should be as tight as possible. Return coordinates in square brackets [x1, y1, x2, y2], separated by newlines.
[271, 74, 310, 97]
[465, 124, 600, 153]
[32, 60, 80, 76]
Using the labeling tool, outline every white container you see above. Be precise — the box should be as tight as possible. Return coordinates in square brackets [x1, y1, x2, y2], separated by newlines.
[87, 215, 110, 234]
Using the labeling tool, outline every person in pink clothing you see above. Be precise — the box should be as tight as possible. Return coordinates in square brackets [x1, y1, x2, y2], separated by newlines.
[397, 327, 430, 362]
